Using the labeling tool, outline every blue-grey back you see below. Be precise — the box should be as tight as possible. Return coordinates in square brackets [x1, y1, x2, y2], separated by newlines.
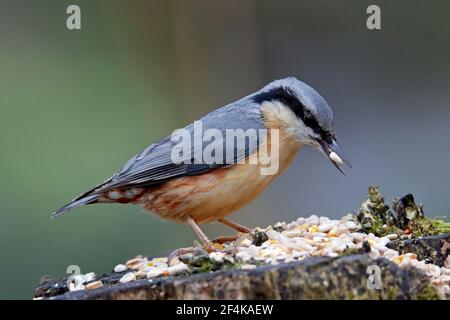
[94, 94, 266, 193]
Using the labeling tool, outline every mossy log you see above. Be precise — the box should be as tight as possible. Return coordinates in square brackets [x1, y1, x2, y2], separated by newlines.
[35, 253, 439, 300]
[36, 187, 449, 300]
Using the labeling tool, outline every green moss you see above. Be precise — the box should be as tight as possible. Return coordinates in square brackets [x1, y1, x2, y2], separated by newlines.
[430, 219, 450, 235]
[380, 225, 403, 237]
[409, 218, 435, 237]
[417, 284, 440, 300]
[189, 257, 212, 273]
[188, 254, 225, 273]
[189, 256, 255, 274]
[363, 216, 381, 234]
[339, 247, 362, 257]
[367, 186, 390, 219]
[358, 212, 403, 237]
[356, 186, 450, 237]
[384, 286, 398, 299]
[356, 186, 394, 236]
[407, 218, 450, 237]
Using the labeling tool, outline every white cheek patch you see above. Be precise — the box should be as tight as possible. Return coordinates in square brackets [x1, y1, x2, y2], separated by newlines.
[261, 101, 298, 128]
[261, 100, 309, 141]
[329, 151, 343, 165]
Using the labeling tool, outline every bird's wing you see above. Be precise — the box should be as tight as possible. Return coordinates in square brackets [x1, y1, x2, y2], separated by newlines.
[89, 98, 266, 195]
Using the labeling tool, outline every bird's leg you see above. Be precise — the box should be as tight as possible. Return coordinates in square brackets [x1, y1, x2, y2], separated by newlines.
[211, 235, 241, 244]
[218, 218, 252, 233]
[211, 218, 253, 246]
[186, 216, 216, 252]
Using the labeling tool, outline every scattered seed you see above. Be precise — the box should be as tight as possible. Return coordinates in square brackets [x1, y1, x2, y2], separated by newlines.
[306, 215, 319, 225]
[283, 229, 302, 238]
[166, 262, 189, 276]
[441, 267, 450, 276]
[296, 217, 307, 225]
[236, 251, 252, 262]
[84, 272, 96, 283]
[119, 272, 136, 284]
[386, 233, 399, 240]
[240, 238, 252, 247]
[69, 282, 85, 292]
[126, 257, 144, 269]
[319, 216, 330, 224]
[147, 269, 163, 278]
[134, 270, 147, 278]
[344, 221, 358, 229]
[425, 264, 441, 278]
[383, 249, 399, 259]
[114, 264, 127, 273]
[241, 264, 257, 270]
[350, 232, 365, 242]
[86, 213, 449, 297]
[328, 228, 339, 237]
[329, 152, 343, 165]
[86, 281, 103, 290]
[209, 252, 225, 263]
[373, 243, 388, 253]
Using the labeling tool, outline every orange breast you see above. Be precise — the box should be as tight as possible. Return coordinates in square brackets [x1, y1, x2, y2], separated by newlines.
[138, 131, 301, 224]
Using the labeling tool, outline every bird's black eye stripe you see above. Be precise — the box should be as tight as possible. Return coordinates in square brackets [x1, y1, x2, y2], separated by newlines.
[253, 86, 332, 142]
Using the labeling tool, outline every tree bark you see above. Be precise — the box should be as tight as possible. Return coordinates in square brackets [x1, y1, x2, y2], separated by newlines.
[35, 253, 440, 300]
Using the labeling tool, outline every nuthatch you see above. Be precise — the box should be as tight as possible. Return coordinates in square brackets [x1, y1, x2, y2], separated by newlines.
[53, 77, 351, 251]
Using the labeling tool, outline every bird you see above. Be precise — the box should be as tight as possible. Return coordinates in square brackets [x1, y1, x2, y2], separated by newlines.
[53, 77, 351, 251]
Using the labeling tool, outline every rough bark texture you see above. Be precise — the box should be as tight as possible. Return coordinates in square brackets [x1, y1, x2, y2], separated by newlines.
[387, 234, 450, 267]
[35, 254, 439, 300]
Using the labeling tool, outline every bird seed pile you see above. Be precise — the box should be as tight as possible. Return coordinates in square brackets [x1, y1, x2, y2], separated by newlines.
[40, 187, 450, 299]
[64, 213, 450, 298]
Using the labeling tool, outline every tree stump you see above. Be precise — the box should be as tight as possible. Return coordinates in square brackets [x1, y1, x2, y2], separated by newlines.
[35, 252, 443, 300]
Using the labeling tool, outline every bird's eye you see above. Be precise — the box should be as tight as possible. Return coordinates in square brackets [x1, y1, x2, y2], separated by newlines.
[322, 132, 335, 144]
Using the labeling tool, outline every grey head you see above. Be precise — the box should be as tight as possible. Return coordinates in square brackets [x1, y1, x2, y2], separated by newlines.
[252, 77, 352, 173]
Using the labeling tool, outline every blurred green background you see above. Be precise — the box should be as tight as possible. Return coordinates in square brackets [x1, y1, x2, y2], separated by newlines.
[1, 0, 449, 298]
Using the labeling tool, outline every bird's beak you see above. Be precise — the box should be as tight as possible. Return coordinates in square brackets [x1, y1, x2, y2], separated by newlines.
[315, 138, 352, 175]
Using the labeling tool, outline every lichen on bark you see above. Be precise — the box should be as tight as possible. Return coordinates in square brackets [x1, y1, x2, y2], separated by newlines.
[356, 186, 450, 237]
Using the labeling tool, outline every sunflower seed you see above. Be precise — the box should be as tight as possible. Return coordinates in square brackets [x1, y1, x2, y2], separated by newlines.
[318, 222, 337, 233]
[119, 272, 136, 284]
[114, 264, 127, 273]
[167, 262, 189, 276]
[86, 281, 103, 290]
[147, 269, 163, 278]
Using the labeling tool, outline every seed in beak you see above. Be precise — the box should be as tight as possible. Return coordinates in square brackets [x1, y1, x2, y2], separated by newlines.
[329, 151, 343, 165]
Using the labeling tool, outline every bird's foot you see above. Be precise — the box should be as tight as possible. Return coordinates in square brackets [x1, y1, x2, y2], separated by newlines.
[203, 241, 217, 253]
[212, 233, 251, 256]
[168, 241, 217, 266]
[211, 232, 251, 245]
[168, 246, 197, 266]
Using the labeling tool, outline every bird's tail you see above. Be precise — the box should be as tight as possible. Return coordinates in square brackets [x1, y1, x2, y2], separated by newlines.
[52, 194, 100, 219]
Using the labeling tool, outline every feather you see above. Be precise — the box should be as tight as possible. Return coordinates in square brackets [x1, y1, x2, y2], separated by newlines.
[52, 194, 99, 218]
[52, 95, 265, 216]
